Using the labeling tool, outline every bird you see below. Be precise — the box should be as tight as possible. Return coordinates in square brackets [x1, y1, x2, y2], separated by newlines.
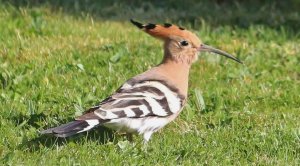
[40, 19, 242, 143]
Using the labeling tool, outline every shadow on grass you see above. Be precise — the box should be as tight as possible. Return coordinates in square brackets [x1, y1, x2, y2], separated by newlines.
[1, 0, 300, 35]
[18, 126, 115, 152]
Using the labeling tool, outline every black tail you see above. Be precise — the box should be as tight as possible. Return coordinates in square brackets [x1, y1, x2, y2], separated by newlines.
[40, 120, 100, 137]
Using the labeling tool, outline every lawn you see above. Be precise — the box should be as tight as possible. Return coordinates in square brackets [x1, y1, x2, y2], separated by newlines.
[0, 0, 299, 165]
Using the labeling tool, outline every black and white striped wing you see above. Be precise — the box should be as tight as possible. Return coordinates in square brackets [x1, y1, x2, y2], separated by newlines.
[76, 80, 185, 121]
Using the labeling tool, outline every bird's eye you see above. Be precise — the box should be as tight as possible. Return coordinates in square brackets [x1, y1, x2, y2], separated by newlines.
[180, 40, 189, 46]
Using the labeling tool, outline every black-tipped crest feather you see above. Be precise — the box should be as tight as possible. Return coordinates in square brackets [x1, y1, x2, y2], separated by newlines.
[130, 19, 156, 30]
[145, 23, 156, 29]
[130, 19, 144, 29]
[164, 23, 172, 27]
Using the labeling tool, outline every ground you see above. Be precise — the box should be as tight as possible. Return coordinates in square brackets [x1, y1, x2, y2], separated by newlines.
[0, 0, 299, 165]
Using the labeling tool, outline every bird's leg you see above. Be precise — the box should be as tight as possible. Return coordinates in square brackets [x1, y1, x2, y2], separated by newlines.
[143, 132, 153, 144]
[139, 132, 153, 151]
[126, 133, 133, 142]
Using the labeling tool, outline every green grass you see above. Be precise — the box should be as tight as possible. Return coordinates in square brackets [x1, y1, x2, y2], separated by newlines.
[0, 1, 300, 165]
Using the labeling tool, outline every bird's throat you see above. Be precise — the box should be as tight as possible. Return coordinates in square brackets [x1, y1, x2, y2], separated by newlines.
[157, 58, 191, 97]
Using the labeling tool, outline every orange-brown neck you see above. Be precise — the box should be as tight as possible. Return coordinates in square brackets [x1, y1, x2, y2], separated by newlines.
[157, 57, 191, 97]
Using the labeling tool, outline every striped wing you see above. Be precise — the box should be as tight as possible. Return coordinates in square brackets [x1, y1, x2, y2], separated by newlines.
[76, 80, 185, 121]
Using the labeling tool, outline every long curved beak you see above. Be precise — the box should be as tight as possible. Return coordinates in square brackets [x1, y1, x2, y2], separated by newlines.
[198, 44, 243, 64]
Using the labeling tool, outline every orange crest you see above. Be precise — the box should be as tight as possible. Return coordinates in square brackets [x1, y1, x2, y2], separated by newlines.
[130, 19, 201, 47]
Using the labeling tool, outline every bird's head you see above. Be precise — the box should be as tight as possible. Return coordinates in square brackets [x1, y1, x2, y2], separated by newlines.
[130, 19, 242, 65]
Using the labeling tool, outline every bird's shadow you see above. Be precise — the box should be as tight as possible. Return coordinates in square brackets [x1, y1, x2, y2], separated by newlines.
[19, 126, 116, 152]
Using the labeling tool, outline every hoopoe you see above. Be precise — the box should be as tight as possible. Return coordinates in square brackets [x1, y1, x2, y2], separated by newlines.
[41, 19, 242, 142]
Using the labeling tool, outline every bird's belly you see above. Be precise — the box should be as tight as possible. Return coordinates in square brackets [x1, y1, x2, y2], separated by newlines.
[103, 116, 172, 135]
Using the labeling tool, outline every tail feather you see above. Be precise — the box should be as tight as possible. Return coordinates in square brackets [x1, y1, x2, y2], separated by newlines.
[40, 120, 100, 137]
